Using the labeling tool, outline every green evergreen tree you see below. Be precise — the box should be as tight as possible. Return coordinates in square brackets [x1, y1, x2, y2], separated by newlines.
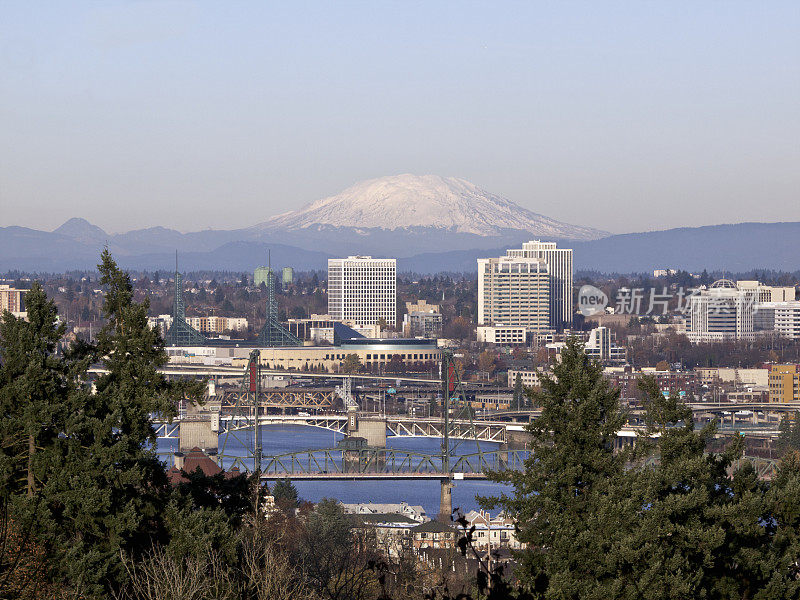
[0, 283, 91, 594]
[41, 250, 202, 597]
[272, 477, 299, 513]
[0, 283, 78, 499]
[777, 411, 800, 455]
[481, 349, 800, 599]
[610, 375, 781, 599]
[481, 338, 629, 596]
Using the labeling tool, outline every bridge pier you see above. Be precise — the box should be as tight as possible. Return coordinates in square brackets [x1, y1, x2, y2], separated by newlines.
[346, 412, 387, 447]
[179, 402, 220, 456]
[506, 429, 532, 450]
[438, 479, 453, 522]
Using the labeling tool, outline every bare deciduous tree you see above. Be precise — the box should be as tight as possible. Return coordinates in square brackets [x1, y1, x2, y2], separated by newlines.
[113, 548, 234, 600]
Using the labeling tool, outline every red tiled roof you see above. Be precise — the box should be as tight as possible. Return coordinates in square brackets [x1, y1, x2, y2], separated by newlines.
[167, 447, 241, 485]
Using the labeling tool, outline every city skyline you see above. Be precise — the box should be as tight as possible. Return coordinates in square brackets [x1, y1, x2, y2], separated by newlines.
[1, 2, 798, 234]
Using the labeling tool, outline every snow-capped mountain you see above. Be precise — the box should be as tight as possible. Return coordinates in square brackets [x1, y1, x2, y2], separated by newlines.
[257, 174, 607, 240]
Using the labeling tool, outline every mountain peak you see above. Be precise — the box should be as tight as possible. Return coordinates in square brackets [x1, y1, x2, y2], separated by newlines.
[53, 218, 108, 243]
[259, 174, 606, 240]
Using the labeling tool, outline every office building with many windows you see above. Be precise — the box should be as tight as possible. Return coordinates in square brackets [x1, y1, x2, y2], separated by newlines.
[504, 240, 573, 330]
[328, 256, 397, 328]
[755, 301, 800, 340]
[686, 280, 757, 343]
[477, 255, 550, 333]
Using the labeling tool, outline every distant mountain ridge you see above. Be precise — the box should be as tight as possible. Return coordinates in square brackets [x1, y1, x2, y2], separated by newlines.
[1, 175, 797, 273]
[2, 220, 799, 274]
[53, 218, 108, 244]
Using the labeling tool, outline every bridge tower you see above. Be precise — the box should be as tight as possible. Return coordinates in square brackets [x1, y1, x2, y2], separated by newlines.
[165, 252, 207, 346]
[219, 349, 264, 473]
[438, 349, 483, 521]
[258, 251, 302, 347]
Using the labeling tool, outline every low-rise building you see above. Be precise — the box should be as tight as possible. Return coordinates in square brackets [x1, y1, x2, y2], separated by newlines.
[403, 300, 443, 338]
[469, 393, 513, 411]
[167, 447, 243, 485]
[653, 269, 678, 278]
[477, 325, 526, 345]
[726, 388, 769, 403]
[411, 520, 457, 550]
[737, 281, 795, 303]
[186, 316, 248, 334]
[256, 338, 441, 373]
[695, 367, 770, 388]
[149, 314, 247, 336]
[349, 513, 420, 557]
[507, 369, 541, 388]
[584, 326, 626, 364]
[341, 501, 428, 522]
[605, 367, 699, 403]
[463, 510, 524, 550]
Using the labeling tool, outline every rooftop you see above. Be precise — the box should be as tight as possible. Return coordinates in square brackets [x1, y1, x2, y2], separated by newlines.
[413, 520, 457, 534]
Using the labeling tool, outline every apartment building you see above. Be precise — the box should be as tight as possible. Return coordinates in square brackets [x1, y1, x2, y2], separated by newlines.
[0, 284, 26, 318]
[476, 325, 527, 345]
[148, 314, 247, 337]
[769, 364, 800, 403]
[507, 368, 542, 388]
[463, 510, 524, 550]
[736, 281, 795, 303]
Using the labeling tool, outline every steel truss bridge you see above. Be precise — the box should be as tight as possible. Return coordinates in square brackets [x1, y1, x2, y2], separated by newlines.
[221, 389, 339, 411]
[154, 414, 512, 443]
[252, 450, 779, 481]
[249, 447, 529, 480]
[154, 410, 781, 445]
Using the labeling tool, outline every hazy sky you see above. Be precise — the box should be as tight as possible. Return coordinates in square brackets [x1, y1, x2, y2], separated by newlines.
[1, 1, 798, 235]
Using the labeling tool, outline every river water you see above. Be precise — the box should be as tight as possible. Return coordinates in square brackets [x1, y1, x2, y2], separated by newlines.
[157, 424, 514, 517]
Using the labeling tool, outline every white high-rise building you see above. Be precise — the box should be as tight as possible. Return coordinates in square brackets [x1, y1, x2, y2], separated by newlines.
[328, 256, 397, 328]
[506, 240, 573, 330]
[477, 255, 550, 332]
[686, 280, 757, 343]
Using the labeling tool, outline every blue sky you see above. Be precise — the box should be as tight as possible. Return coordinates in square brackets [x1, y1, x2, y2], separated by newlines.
[1, 1, 797, 234]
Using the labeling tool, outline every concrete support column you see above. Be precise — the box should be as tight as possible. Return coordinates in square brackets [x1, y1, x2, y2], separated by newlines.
[438, 479, 453, 522]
